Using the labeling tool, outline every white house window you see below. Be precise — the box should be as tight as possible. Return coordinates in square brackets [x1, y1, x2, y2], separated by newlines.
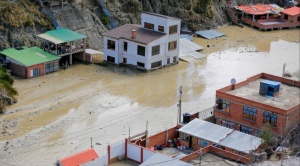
[152, 45, 160, 56]
[144, 22, 154, 30]
[158, 25, 164, 32]
[107, 40, 115, 50]
[137, 62, 145, 68]
[151, 61, 162, 68]
[137, 45, 145, 56]
[124, 42, 128, 52]
[169, 25, 178, 34]
[168, 41, 177, 51]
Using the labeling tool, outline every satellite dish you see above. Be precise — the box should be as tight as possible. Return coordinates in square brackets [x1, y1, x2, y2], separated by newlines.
[231, 78, 237, 85]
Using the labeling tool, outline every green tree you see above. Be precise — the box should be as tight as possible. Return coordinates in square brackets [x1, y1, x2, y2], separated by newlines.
[261, 123, 273, 148]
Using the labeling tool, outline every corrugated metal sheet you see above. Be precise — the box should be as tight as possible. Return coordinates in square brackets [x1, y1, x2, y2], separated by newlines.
[0, 47, 60, 67]
[85, 49, 103, 55]
[180, 34, 193, 41]
[219, 131, 262, 154]
[195, 30, 225, 39]
[179, 38, 204, 62]
[178, 119, 233, 143]
[139, 153, 192, 166]
[60, 148, 99, 166]
[37, 28, 86, 44]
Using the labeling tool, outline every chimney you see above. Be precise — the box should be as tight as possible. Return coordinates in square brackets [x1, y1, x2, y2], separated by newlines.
[132, 30, 136, 39]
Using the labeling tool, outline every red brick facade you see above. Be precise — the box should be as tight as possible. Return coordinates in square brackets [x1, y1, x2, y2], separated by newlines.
[26, 63, 45, 78]
[8, 62, 45, 78]
[147, 126, 180, 148]
[215, 73, 300, 138]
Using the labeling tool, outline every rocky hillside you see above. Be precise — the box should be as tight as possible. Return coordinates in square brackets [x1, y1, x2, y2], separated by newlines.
[0, 0, 288, 51]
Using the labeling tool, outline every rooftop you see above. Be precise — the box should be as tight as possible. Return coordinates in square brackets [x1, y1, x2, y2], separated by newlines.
[37, 28, 86, 44]
[237, 4, 283, 15]
[0, 47, 60, 67]
[281, 6, 300, 16]
[226, 78, 300, 110]
[59, 148, 98, 166]
[102, 24, 166, 44]
[139, 153, 192, 166]
[142, 12, 181, 20]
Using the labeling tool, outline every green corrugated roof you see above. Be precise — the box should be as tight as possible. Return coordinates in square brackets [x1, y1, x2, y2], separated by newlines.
[37, 28, 86, 44]
[0, 47, 60, 67]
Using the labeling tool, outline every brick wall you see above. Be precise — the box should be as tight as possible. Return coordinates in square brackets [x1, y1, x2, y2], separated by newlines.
[147, 126, 179, 148]
[215, 73, 300, 138]
[209, 146, 250, 164]
[26, 63, 45, 78]
[8, 63, 26, 77]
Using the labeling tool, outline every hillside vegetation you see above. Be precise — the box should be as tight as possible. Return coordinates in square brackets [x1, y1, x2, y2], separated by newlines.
[0, 66, 17, 114]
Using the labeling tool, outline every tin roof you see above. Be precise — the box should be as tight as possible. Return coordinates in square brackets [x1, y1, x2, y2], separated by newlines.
[195, 30, 225, 39]
[219, 131, 262, 154]
[102, 24, 166, 45]
[237, 4, 283, 15]
[178, 119, 233, 143]
[281, 6, 300, 16]
[139, 153, 192, 166]
[59, 148, 98, 166]
[0, 47, 60, 67]
[37, 28, 86, 44]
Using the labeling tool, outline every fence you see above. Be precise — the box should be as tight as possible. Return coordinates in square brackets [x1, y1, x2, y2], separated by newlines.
[198, 107, 214, 120]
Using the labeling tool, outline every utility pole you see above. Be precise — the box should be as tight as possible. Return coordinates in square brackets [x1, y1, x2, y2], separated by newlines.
[128, 127, 131, 141]
[178, 85, 183, 124]
[199, 148, 202, 166]
[90, 137, 93, 148]
[282, 62, 286, 77]
[145, 121, 148, 148]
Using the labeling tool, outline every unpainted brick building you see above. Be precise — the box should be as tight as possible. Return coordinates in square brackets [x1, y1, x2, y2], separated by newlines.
[214, 73, 300, 139]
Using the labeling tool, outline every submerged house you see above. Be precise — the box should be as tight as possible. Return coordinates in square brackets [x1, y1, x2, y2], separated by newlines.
[103, 12, 181, 71]
[0, 47, 60, 78]
[227, 4, 300, 30]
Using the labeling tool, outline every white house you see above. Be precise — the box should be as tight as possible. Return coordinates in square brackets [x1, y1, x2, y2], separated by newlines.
[103, 12, 181, 71]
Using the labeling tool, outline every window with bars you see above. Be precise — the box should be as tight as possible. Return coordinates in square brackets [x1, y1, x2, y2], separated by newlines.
[243, 106, 257, 121]
[240, 125, 253, 134]
[221, 120, 234, 129]
[198, 139, 208, 148]
[263, 111, 277, 127]
[215, 98, 230, 113]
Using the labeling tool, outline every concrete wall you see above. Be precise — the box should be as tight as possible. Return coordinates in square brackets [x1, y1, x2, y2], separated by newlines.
[103, 37, 119, 63]
[110, 142, 125, 162]
[127, 143, 141, 163]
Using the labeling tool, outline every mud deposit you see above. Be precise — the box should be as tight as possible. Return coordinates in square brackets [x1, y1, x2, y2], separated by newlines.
[0, 25, 299, 165]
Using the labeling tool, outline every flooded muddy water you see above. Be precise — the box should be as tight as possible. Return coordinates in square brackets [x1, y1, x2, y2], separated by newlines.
[0, 25, 299, 165]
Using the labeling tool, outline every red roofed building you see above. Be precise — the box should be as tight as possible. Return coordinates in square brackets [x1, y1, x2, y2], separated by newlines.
[56, 148, 100, 166]
[226, 4, 300, 30]
[281, 6, 300, 25]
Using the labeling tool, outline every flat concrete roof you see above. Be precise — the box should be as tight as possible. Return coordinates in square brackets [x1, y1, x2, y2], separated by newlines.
[226, 78, 300, 110]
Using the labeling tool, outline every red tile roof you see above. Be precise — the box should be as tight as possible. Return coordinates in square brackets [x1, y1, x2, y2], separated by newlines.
[60, 148, 98, 166]
[237, 4, 281, 15]
[281, 6, 300, 16]
[102, 24, 166, 44]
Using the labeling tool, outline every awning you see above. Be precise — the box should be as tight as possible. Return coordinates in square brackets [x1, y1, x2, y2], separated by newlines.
[37, 28, 86, 44]
[37, 34, 65, 44]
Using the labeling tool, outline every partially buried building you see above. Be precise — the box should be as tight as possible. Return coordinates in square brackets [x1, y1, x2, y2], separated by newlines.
[102, 12, 181, 71]
[0, 47, 60, 78]
[214, 73, 300, 139]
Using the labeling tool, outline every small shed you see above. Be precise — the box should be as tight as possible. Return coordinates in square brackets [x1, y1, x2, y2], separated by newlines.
[280, 6, 300, 25]
[73, 49, 103, 63]
[0, 47, 60, 78]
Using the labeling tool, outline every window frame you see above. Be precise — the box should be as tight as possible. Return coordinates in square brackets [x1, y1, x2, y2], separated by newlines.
[168, 40, 177, 51]
[137, 45, 145, 56]
[169, 25, 178, 35]
[240, 125, 253, 134]
[215, 98, 230, 113]
[152, 45, 160, 56]
[243, 106, 257, 121]
[221, 119, 234, 129]
[158, 25, 164, 32]
[144, 22, 154, 30]
[124, 41, 128, 52]
[107, 39, 115, 50]
[263, 111, 277, 127]
[197, 139, 208, 148]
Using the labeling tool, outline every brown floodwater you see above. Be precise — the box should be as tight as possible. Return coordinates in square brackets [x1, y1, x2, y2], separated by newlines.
[0, 25, 299, 165]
